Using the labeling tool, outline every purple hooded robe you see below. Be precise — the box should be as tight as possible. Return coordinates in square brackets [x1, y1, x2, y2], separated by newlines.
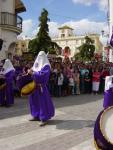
[29, 65, 55, 121]
[0, 70, 15, 105]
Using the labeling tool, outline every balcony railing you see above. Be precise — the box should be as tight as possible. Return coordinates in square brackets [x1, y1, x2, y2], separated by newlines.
[0, 12, 22, 32]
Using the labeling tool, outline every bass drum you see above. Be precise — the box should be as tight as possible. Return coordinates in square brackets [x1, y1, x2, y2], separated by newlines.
[94, 106, 113, 149]
[16, 74, 36, 96]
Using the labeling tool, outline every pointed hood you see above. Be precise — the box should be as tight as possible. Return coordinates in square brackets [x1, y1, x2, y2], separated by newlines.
[2, 59, 15, 74]
[32, 51, 50, 72]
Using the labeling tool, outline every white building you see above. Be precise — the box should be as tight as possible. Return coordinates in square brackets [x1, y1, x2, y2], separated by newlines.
[15, 39, 30, 56]
[52, 25, 103, 57]
[0, 0, 26, 61]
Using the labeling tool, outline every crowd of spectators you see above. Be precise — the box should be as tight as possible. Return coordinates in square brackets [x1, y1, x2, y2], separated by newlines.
[1, 56, 113, 97]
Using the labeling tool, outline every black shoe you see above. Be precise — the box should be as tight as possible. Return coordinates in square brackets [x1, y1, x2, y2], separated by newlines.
[29, 118, 40, 121]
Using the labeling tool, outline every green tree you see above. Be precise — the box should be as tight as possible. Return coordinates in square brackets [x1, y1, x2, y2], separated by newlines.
[29, 8, 59, 56]
[78, 36, 95, 62]
[74, 52, 82, 61]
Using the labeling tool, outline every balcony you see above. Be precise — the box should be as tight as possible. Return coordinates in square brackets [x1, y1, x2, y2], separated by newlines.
[15, 0, 26, 13]
[0, 12, 23, 34]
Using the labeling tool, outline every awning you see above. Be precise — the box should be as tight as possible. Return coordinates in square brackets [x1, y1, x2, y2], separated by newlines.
[15, 0, 26, 13]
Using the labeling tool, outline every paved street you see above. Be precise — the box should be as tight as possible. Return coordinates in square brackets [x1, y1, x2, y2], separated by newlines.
[0, 94, 103, 150]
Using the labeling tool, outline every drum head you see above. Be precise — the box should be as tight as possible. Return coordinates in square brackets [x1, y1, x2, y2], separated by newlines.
[21, 81, 36, 96]
[100, 106, 113, 145]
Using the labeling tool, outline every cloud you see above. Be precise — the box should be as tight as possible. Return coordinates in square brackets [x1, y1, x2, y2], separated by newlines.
[72, 0, 95, 6]
[18, 19, 33, 39]
[19, 19, 108, 39]
[31, 22, 59, 38]
[72, 0, 108, 12]
[62, 19, 108, 35]
[98, 0, 108, 11]
[48, 22, 59, 37]
[48, 20, 108, 38]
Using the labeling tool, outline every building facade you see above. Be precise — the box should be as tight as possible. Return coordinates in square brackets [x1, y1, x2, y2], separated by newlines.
[0, 0, 26, 61]
[52, 25, 103, 57]
[15, 39, 30, 56]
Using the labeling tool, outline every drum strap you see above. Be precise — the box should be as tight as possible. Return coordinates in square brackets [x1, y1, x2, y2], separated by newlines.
[36, 84, 43, 93]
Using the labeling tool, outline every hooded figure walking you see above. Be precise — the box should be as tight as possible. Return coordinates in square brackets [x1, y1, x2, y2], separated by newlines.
[0, 59, 15, 107]
[28, 51, 55, 126]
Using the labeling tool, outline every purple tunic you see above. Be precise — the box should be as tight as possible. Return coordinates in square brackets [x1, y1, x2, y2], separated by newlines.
[103, 87, 113, 109]
[0, 87, 5, 105]
[0, 70, 15, 105]
[29, 65, 55, 121]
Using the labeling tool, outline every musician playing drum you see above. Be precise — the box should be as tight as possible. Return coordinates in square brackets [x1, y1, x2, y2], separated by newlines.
[0, 59, 15, 107]
[28, 51, 55, 126]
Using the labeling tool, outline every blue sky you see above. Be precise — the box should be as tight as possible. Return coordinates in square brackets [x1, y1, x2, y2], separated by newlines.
[19, 0, 108, 38]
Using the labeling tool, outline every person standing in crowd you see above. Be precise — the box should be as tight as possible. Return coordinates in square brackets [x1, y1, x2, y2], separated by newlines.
[99, 67, 110, 93]
[62, 68, 69, 96]
[84, 71, 91, 94]
[69, 74, 74, 95]
[92, 68, 101, 94]
[87, 64, 92, 93]
[73, 69, 80, 95]
[110, 63, 113, 75]
[0, 59, 15, 107]
[28, 51, 55, 126]
[80, 65, 89, 93]
[56, 69, 64, 97]
[49, 66, 56, 96]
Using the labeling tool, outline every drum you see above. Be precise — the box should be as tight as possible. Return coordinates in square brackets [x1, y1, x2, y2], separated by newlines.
[16, 74, 36, 96]
[94, 106, 113, 149]
[0, 76, 6, 90]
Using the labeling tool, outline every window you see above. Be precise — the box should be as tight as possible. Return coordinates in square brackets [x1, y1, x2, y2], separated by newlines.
[61, 34, 65, 38]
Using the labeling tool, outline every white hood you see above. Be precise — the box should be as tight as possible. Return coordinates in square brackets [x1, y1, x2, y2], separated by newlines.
[2, 59, 15, 74]
[32, 51, 50, 72]
[105, 76, 113, 91]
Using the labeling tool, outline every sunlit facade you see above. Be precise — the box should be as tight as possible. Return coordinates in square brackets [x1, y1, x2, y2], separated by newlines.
[0, 0, 26, 61]
[52, 26, 103, 57]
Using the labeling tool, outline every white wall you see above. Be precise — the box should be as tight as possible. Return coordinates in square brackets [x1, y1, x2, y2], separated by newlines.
[0, 29, 17, 61]
[1, 0, 15, 14]
[0, 0, 17, 61]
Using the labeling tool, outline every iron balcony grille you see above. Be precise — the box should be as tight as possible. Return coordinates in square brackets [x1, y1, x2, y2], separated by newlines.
[0, 12, 22, 30]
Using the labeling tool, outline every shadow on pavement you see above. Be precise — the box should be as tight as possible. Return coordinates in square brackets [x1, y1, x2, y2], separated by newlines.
[0, 94, 103, 120]
[0, 98, 29, 120]
[49, 119, 95, 130]
[54, 94, 103, 108]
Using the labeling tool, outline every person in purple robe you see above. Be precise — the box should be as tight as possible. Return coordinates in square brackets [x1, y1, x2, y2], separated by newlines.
[103, 75, 113, 109]
[0, 59, 15, 107]
[28, 51, 55, 126]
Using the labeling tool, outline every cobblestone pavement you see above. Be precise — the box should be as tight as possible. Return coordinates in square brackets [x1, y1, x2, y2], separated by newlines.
[0, 94, 103, 150]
